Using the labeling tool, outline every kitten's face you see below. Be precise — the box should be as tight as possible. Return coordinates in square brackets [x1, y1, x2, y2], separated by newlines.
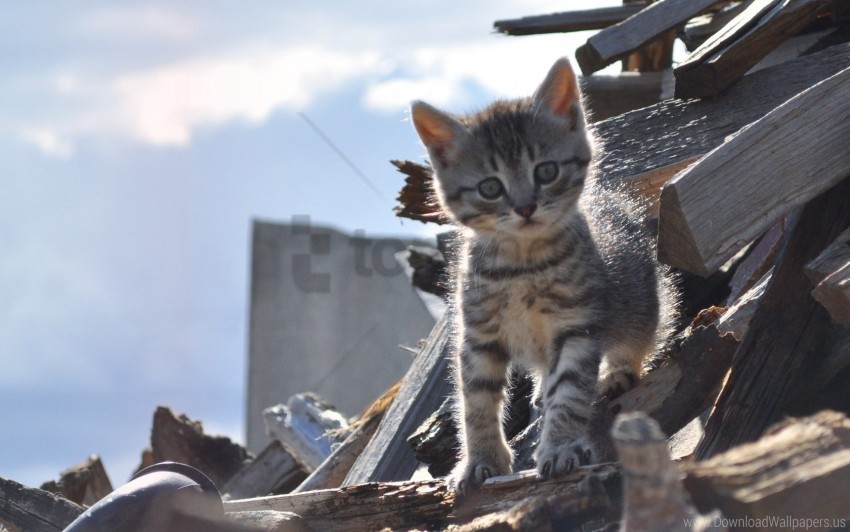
[411, 58, 593, 239]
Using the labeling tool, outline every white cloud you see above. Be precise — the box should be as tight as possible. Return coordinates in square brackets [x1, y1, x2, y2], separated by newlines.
[110, 45, 385, 146]
[362, 34, 595, 114]
[20, 128, 74, 158]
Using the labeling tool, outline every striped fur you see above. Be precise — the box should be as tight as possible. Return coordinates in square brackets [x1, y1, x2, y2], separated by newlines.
[411, 58, 678, 493]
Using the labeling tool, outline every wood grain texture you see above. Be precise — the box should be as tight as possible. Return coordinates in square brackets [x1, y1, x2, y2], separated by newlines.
[593, 42, 850, 187]
[493, 4, 646, 35]
[0, 476, 84, 532]
[696, 177, 850, 459]
[674, 0, 846, 98]
[575, 0, 722, 75]
[222, 441, 306, 500]
[342, 313, 453, 485]
[658, 64, 850, 276]
[806, 226, 850, 284]
[812, 262, 850, 327]
[225, 465, 622, 532]
[263, 393, 348, 473]
[685, 410, 850, 523]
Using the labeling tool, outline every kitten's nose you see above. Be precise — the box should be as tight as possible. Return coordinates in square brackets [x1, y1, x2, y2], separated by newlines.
[514, 204, 537, 219]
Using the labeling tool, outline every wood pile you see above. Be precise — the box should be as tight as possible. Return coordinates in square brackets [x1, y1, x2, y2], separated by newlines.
[4, 1, 850, 530]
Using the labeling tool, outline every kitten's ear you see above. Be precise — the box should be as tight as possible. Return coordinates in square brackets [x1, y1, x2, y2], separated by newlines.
[533, 58, 583, 128]
[410, 101, 467, 166]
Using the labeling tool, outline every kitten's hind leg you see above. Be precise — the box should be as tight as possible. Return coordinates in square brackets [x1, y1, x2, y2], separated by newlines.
[451, 338, 513, 494]
[536, 331, 602, 479]
[597, 341, 649, 400]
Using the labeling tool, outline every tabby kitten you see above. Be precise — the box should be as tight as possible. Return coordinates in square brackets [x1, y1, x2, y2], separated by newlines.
[410, 57, 677, 493]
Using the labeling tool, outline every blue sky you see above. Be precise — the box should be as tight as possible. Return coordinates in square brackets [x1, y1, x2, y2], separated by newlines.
[0, 1, 610, 487]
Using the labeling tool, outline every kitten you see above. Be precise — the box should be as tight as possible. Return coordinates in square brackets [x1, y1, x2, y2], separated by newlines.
[410, 57, 678, 493]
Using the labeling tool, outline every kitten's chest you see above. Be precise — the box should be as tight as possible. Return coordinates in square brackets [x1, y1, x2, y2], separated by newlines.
[492, 277, 557, 366]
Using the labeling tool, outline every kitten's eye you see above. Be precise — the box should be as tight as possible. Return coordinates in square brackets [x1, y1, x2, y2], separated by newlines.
[534, 161, 559, 184]
[477, 177, 504, 199]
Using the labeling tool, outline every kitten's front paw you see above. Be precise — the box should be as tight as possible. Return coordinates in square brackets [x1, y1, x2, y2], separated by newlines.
[450, 456, 512, 496]
[597, 366, 638, 401]
[535, 438, 594, 480]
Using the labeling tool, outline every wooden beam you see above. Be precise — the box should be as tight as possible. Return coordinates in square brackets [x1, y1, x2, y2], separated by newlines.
[684, 410, 850, 523]
[222, 441, 306, 500]
[812, 262, 850, 327]
[342, 313, 453, 485]
[263, 393, 349, 473]
[806, 227, 850, 283]
[292, 381, 397, 493]
[695, 178, 850, 459]
[674, 0, 847, 98]
[494, 4, 646, 35]
[575, 0, 723, 75]
[657, 64, 850, 276]
[225, 465, 622, 531]
[0, 476, 84, 531]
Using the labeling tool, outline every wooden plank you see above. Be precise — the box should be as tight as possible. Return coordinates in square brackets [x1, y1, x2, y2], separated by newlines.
[695, 177, 850, 459]
[395, 44, 850, 225]
[342, 312, 453, 485]
[806, 227, 850, 283]
[684, 410, 850, 523]
[682, 1, 752, 51]
[575, 0, 723, 75]
[222, 441, 307, 500]
[813, 262, 850, 327]
[225, 464, 622, 531]
[263, 393, 349, 473]
[657, 64, 850, 277]
[674, 0, 847, 98]
[494, 4, 646, 35]
[580, 71, 669, 122]
[0, 476, 84, 531]
[292, 381, 398, 493]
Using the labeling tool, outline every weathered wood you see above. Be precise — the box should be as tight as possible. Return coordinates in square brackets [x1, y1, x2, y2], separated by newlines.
[725, 218, 788, 305]
[264, 393, 348, 473]
[395, 44, 850, 226]
[581, 71, 670, 122]
[674, 0, 847, 98]
[717, 272, 770, 341]
[685, 410, 850, 524]
[226, 464, 622, 531]
[613, 413, 719, 531]
[682, 1, 752, 51]
[658, 64, 850, 276]
[142, 406, 250, 490]
[812, 262, 850, 326]
[494, 4, 646, 35]
[40, 455, 113, 507]
[623, 30, 676, 73]
[222, 441, 307, 500]
[342, 312, 453, 484]
[227, 510, 308, 532]
[575, 0, 723, 75]
[292, 381, 398, 493]
[806, 227, 850, 284]
[0, 476, 84, 531]
[696, 178, 850, 459]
